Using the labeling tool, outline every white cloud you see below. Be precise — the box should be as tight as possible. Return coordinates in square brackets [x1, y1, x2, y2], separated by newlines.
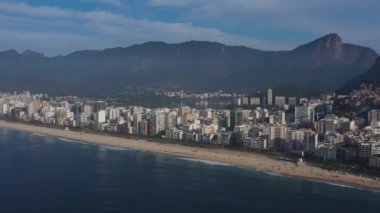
[0, 1, 378, 55]
[0, 1, 286, 56]
[0, 29, 104, 56]
[96, 0, 124, 7]
[81, 0, 125, 7]
[0, 2, 78, 18]
[149, 0, 194, 7]
[148, 0, 380, 53]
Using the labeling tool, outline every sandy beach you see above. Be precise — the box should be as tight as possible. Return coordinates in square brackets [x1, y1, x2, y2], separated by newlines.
[1, 120, 379, 192]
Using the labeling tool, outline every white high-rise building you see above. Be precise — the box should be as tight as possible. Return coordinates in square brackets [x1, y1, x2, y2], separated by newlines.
[299, 98, 308, 104]
[368, 110, 380, 124]
[133, 114, 143, 134]
[83, 105, 92, 113]
[304, 132, 318, 154]
[242, 97, 249, 105]
[27, 99, 41, 119]
[295, 106, 310, 124]
[267, 88, 273, 105]
[268, 126, 287, 149]
[96, 110, 106, 123]
[288, 97, 297, 106]
[250, 97, 260, 105]
[166, 111, 177, 130]
[2, 103, 9, 114]
[150, 110, 166, 136]
[275, 96, 286, 106]
[107, 108, 120, 121]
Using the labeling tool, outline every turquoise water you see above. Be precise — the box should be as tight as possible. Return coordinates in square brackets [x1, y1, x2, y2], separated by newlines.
[0, 128, 380, 212]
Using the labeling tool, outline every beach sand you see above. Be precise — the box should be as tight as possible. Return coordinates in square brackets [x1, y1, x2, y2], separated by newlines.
[1, 120, 379, 191]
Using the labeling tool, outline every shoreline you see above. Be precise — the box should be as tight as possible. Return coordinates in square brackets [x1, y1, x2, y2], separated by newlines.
[1, 120, 380, 192]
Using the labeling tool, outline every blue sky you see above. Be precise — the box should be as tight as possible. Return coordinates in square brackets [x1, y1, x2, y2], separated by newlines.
[0, 0, 379, 56]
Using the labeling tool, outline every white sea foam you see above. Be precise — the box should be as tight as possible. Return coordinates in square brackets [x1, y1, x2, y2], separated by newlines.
[256, 169, 284, 177]
[101, 145, 130, 151]
[315, 180, 363, 190]
[58, 138, 77, 142]
[306, 178, 367, 191]
[33, 133, 47, 137]
[325, 182, 356, 189]
[179, 158, 231, 167]
[57, 137, 89, 145]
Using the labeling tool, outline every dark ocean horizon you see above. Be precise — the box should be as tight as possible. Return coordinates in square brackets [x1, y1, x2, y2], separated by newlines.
[1, 128, 380, 213]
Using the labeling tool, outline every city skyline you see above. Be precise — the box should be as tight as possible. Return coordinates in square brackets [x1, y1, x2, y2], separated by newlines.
[0, 84, 377, 165]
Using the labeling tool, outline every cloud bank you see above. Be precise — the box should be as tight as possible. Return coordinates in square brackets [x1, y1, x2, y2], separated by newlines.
[0, 0, 378, 56]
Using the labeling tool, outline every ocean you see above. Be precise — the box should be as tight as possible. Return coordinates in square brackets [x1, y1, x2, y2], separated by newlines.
[1, 128, 380, 213]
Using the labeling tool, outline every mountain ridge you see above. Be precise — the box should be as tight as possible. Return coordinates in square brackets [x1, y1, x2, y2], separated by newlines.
[0, 34, 378, 96]
[1, 34, 377, 59]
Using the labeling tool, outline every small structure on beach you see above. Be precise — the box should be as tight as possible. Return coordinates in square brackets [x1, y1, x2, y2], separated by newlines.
[297, 158, 303, 166]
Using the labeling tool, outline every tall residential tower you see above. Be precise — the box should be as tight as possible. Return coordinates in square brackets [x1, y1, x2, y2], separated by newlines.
[267, 88, 273, 105]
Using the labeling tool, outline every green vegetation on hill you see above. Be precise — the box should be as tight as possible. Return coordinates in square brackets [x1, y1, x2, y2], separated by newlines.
[338, 57, 380, 93]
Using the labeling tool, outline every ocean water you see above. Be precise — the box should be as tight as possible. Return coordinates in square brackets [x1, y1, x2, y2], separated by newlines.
[1, 129, 380, 213]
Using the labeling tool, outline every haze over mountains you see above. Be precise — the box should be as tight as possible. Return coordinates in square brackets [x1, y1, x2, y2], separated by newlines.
[0, 33, 377, 96]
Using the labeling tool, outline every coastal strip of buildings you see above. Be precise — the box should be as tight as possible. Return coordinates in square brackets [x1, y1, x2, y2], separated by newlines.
[1, 85, 380, 168]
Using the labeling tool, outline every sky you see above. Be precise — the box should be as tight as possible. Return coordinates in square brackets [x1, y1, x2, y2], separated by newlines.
[0, 0, 379, 56]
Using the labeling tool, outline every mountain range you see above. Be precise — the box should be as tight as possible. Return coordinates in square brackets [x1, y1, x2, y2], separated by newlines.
[0, 33, 378, 96]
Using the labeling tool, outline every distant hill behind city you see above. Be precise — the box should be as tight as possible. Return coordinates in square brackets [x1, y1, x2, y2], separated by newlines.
[0, 33, 377, 96]
[339, 57, 380, 93]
